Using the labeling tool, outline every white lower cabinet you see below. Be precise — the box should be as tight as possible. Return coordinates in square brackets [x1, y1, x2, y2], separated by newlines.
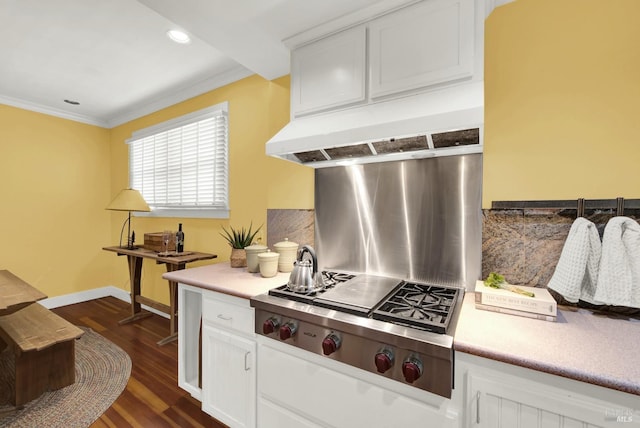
[257, 337, 462, 428]
[177, 284, 258, 428]
[177, 283, 203, 400]
[258, 398, 323, 428]
[458, 353, 639, 428]
[202, 324, 256, 428]
[178, 285, 638, 428]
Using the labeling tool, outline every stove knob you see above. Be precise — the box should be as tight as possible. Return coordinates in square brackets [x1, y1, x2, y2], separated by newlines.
[402, 357, 423, 383]
[321, 334, 341, 355]
[374, 350, 394, 373]
[279, 322, 297, 341]
[262, 317, 280, 335]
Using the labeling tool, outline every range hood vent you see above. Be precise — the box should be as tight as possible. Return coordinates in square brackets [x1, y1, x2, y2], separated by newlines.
[266, 81, 484, 168]
[292, 129, 479, 165]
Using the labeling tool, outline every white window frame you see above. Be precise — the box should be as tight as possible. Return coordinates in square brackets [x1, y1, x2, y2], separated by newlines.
[126, 102, 229, 219]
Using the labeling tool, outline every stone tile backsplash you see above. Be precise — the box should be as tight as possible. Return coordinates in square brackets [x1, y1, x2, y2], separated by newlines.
[482, 206, 640, 287]
[266, 209, 315, 251]
[266, 205, 640, 290]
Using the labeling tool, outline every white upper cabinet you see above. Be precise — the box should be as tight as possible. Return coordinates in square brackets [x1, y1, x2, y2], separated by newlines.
[289, 0, 479, 118]
[291, 26, 367, 116]
[369, 0, 475, 98]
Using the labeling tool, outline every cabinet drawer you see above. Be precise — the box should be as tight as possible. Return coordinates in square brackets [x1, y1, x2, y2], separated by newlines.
[202, 294, 254, 335]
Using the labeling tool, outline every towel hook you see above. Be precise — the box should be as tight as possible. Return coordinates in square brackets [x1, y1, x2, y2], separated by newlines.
[577, 198, 585, 218]
[616, 197, 625, 216]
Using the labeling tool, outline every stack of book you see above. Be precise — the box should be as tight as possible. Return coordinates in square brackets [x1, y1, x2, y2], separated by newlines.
[474, 280, 558, 322]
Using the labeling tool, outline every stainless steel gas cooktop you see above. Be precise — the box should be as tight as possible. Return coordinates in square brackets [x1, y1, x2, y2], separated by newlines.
[250, 270, 464, 398]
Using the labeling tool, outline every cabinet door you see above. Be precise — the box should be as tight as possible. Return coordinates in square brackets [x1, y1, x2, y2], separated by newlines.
[258, 397, 323, 428]
[291, 25, 366, 116]
[202, 325, 256, 428]
[467, 374, 623, 428]
[177, 283, 202, 400]
[258, 339, 460, 428]
[369, 0, 475, 98]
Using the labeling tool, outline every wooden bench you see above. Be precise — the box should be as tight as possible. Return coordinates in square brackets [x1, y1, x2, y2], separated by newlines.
[0, 303, 84, 406]
[0, 269, 47, 316]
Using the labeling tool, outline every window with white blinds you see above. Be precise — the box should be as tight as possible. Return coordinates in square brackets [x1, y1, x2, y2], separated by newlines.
[127, 102, 229, 218]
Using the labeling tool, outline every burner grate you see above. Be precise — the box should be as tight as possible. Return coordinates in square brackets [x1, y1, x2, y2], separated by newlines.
[322, 271, 356, 287]
[372, 282, 460, 334]
[268, 284, 319, 304]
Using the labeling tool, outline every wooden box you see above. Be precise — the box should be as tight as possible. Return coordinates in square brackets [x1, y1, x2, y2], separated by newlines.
[143, 232, 175, 252]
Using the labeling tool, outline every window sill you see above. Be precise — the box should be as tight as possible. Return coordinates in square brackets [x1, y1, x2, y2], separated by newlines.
[135, 208, 230, 219]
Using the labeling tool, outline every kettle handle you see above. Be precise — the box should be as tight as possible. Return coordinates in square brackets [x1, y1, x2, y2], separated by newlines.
[298, 245, 317, 276]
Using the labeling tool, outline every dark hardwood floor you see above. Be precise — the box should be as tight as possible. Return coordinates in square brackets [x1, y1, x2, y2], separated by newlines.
[52, 297, 227, 428]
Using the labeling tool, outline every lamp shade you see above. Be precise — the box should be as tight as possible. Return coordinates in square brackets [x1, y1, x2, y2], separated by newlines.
[106, 188, 150, 212]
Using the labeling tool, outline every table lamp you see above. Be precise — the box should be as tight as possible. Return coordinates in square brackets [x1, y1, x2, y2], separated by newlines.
[106, 188, 151, 249]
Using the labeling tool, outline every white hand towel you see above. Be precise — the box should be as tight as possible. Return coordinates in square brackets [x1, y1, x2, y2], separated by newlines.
[593, 216, 640, 308]
[547, 217, 601, 303]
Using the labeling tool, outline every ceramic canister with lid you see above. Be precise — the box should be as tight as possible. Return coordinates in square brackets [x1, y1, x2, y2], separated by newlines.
[273, 238, 299, 272]
[258, 250, 280, 278]
[245, 243, 268, 273]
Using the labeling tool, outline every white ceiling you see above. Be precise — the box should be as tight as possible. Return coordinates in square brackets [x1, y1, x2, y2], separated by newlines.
[0, 0, 397, 128]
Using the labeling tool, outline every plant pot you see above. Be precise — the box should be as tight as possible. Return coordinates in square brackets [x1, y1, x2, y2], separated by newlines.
[230, 248, 247, 268]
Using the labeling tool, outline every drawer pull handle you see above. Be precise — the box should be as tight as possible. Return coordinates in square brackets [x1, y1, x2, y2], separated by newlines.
[244, 352, 251, 371]
[217, 314, 232, 321]
[476, 391, 480, 424]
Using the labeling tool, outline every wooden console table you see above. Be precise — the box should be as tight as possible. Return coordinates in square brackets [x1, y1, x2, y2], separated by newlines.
[103, 246, 216, 345]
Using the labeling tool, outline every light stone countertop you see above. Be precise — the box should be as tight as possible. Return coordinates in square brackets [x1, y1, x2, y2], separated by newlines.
[164, 264, 640, 397]
[162, 261, 291, 299]
[455, 292, 640, 396]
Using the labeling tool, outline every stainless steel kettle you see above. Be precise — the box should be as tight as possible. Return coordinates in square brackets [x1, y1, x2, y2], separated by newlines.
[287, 245, 321, 293]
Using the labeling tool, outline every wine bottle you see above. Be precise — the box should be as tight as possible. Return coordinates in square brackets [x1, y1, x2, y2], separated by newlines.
[176, 223, 184, 253]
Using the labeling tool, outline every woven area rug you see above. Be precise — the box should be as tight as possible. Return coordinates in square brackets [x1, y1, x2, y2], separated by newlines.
[0, 327, 131, 428]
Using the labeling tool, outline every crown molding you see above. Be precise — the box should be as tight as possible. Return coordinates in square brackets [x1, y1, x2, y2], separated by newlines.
[284, 0, 422, 49]
[1, 65, 253, 129]
[0, 94, 110, 128]
[486, 0, 517, 16]
[105, 65, 253, 128]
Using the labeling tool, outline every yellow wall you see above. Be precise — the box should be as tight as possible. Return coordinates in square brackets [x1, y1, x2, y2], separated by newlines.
[483, 0, 640, 207]
[7, 0, 638, 300]
[0, 75, 311, 303]
[0, 105, 113, 297]
[107, 74, 313, 304]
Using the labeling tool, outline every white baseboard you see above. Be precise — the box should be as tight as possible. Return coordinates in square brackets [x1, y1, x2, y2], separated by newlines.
[40, 286, 170, 319]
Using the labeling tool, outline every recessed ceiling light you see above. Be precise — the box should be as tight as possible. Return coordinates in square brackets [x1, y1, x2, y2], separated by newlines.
[167, 29, 191, 44]
[64, 99, 80, 105]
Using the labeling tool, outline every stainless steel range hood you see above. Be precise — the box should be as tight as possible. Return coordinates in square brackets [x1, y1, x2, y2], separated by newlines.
[266, 81, 483, 168]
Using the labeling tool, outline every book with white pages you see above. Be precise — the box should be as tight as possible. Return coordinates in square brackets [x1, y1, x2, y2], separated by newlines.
[474, 280, 558, 317]
[474, 302, 557, 322]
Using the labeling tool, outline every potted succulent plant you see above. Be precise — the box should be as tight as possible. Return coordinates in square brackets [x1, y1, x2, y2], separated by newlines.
[220, 223, 263, 268]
